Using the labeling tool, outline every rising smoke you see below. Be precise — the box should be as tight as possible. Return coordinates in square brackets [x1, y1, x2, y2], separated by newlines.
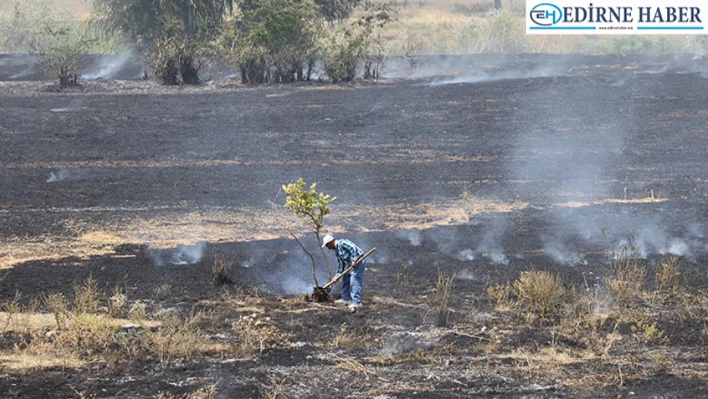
[47, 169, 71, 183]
[395, 229, 421, 246]
[151, 242, 207, 266]
[83, 54, 134, 80]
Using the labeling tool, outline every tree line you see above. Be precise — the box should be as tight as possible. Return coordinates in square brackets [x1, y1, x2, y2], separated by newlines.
[28, 0, 395, 86]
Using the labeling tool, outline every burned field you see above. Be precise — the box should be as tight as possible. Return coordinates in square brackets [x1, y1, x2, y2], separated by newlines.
[1, 54, 708, 398]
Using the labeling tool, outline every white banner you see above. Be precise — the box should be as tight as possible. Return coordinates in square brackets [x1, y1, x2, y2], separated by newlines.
[526, 0, 707, 34]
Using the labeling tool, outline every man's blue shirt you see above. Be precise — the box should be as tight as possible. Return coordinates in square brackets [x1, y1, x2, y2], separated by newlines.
[335, 239, 364, 274]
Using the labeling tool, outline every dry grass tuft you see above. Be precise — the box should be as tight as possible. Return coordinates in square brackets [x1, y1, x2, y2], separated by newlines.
[434, 268, 455, 327]
[513, 270, 565, 319]
[107, 287, 128, 318]
[154, 383, 218, 399]
[43, 292, 70, 329]
[605, 242, 646, 308]
[452, 187, 529, 223]
[258, 375, 288, 399]
[1, 291, 22, 332]
[333, 354, 380, 380]
[232, 314, 287, 357]
[487, 282, 513, 309]
[143, 310, 207, 369]
[631, 321, 668, 345]
[333, 322, 360, 350]
[73, 276, 101, 314]
[212, 253, 233, 286]
[656, 256, 682, 294]
[55, 312, 118, 358]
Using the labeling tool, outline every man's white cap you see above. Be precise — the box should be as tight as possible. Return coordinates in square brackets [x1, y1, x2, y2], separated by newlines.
[322, 234, 335, 248]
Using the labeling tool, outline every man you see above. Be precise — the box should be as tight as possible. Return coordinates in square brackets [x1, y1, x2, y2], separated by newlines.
[322, 234, 365, 311]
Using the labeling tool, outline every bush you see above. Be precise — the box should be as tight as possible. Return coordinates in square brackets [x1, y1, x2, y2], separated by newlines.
[453, 9, 527, 54]
[73, 276, 102, 314]
[0, 0, 68, 53]
[321, 26, 364, 83]
[320, 1, 395, 82]
[56, 312, 117, 358]
[1, 292, 22, 332]
[108, 287, 128, 318]
[631, 321, 668, 345]
[43, 292, 70, 329]
[487, 282, 513, 308]
[149, 20, 205, 85]
[143, 311, 207, 368]
[612, 36, 653, 55]
[513, 270, 565, 319]
[605, 242, 646, 308]
[656, 256, 682, 294]
[482, 9, 527, 53]
[315, 0, 361, 22]
[235, 0, 321, 84]
[29, 22, 97, 87]
[212, 253, 234, 286]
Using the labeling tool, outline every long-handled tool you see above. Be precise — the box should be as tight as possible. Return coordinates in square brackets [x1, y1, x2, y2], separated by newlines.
[322, 247, 376, 290]
[310, 247, 376, 302]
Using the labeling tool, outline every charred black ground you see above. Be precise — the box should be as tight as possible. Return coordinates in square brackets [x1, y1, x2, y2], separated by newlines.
[0, 54, 707, 398]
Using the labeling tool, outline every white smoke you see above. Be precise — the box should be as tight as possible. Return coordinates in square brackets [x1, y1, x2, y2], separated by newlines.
[51, 107, 75, 113]
[475, 218, 509, 265]
[152, 242, 206, 266]
[266, 91, 294, 98]
[426, 66, 564, 87]
[455, 268, 476, 280]
[280, 278, 311, 295]
[457, 249, 475, 261]
[541, 236, 586, 266]
[395, 229, 422, 246]
[47, 169, 71, 183]
[9, 65, 33, 80]
[688, 223, 704, 239]
[83, 54, 133, 80]
[51, 99, 83, 113]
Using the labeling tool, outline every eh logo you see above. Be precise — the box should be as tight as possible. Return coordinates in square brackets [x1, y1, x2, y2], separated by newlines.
[530, 3, 563, 26]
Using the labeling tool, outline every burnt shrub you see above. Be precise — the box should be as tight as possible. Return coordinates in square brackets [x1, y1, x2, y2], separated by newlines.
[149, 20, 204, 85]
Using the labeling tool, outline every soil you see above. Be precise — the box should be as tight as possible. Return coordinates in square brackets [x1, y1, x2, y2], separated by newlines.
[0, 54, 707, 398]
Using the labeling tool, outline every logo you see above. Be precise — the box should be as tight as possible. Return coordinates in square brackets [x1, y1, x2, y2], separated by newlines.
[530, 3, 563, 26]
[527, 0, 705, 34]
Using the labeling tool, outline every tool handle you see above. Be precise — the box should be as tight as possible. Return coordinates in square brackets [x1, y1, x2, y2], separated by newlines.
[322, 247, 376, 290]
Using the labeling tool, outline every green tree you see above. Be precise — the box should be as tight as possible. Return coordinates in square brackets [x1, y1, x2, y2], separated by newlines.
[94, 0, 229, 84]
[225, 0, 321, 83]
[93, 0, 235, 44]
[282, 179, 336, 286]
[0, 0, 61, 53]
[314, 0, 361, 22]
[320, 0, 395, 82]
